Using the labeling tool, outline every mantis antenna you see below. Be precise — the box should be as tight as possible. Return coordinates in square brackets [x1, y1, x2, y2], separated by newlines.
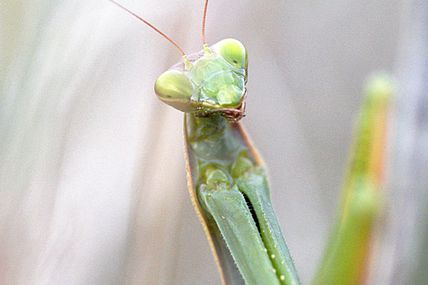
[202, 0, 209, 45]
[109, 0, 186, 56]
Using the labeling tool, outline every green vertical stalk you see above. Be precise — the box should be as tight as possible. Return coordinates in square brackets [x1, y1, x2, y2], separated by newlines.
[313, 75, 394, 285]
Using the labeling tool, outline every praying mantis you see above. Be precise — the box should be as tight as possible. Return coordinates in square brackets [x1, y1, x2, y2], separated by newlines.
[109, 1, 393, 284]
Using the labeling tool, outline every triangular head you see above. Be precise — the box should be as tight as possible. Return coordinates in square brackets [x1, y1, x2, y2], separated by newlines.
[155, 39, 248, 121]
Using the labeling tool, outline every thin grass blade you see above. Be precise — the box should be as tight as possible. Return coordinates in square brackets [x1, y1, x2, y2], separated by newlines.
[313, 75, 394, 285]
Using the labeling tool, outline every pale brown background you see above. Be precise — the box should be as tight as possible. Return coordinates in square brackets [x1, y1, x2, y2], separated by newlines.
[1, 0, 426, 284]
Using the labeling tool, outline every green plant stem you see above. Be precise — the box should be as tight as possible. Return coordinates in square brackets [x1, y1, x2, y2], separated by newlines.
[313, 75, 394, 285]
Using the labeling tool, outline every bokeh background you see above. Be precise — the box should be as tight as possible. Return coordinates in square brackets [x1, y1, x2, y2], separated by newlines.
[1, 0, 427, 284]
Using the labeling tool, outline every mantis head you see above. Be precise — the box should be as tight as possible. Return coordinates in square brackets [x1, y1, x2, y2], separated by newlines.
[155, 39, 248, 121]
[109, 0, 248, 121]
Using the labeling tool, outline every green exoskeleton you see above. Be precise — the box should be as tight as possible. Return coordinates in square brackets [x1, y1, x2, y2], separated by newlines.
[156, 37, 302, 284]
[158, 41, 300, 285]
[109, 0, 300, 284]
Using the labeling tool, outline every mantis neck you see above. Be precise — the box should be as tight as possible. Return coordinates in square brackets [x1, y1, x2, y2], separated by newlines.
[185, 114, 244, 175]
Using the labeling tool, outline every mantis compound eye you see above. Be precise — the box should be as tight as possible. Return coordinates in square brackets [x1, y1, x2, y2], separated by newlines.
[154, 70, 195, 112]
[213, 38, 248, 73]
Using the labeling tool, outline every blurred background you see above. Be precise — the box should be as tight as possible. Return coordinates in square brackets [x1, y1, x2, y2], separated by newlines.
[1, 0, 427, 284]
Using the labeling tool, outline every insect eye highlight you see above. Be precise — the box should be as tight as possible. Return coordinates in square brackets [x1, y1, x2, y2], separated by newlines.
[212, 38, 248, 70]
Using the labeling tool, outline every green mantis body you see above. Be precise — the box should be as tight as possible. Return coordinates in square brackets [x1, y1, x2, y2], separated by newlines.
[156, 39, 300, 285]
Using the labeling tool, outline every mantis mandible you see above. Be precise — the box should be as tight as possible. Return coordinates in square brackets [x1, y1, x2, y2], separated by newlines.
[109, 0, 300, 284]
